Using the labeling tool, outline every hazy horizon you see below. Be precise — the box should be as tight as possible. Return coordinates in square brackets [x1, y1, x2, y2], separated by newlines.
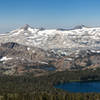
[1, 0, 100, 33]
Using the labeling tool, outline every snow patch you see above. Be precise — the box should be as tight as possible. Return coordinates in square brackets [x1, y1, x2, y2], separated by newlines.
[38, 61, 48, 64]
[11, 29, 24, 35]
[66, 58, 73, 61]
[91, 50, 100, 53]
[32, 50, 35, 53]
[27, 47, 30, 51]
[0, 57, 13, 61]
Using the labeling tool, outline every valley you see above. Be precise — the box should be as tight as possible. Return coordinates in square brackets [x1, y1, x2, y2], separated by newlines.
[0, 25, 100, 99]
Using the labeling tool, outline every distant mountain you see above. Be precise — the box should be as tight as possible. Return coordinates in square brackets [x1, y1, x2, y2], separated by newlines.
[73, 24, 88, 29]
[0, 25, 100, 75]
[0, 24, 100, 51]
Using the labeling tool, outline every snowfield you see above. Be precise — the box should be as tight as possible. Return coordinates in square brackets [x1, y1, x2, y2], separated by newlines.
[1, 24, 100, 52]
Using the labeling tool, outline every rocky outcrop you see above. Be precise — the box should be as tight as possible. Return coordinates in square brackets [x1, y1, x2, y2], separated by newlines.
[54, 50, 100, 70]
[0, 42, 57, 75]
[0, 42, 100, 76]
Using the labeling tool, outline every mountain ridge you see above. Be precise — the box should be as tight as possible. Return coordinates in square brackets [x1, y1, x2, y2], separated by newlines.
[0, 25, 100, 75]
[0, 24, 100, 51]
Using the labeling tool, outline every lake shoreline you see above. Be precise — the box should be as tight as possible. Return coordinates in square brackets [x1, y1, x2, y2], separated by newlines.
[55, 80, 100, 93]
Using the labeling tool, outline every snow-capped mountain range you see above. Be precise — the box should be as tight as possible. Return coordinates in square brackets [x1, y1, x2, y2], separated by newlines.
[1, 25, 100, 75]
[0, 24, 100, 52]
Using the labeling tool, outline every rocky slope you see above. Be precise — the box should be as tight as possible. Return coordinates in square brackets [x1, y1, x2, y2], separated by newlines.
[0, 42, 100, 75]
[54, 50, 100, 71]
[0, 42, 57, 75]
[0, 25, 100, 75]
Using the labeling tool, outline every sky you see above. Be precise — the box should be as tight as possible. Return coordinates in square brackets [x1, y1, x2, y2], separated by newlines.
[0, 0, 100, 33]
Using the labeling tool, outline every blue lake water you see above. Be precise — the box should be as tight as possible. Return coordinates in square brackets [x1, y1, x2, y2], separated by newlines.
[55, 81, 100, 93]
[43, 67, 56, 71]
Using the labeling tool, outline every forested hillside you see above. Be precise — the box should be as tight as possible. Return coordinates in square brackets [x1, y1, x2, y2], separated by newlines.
[0, 69, 100, 100]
